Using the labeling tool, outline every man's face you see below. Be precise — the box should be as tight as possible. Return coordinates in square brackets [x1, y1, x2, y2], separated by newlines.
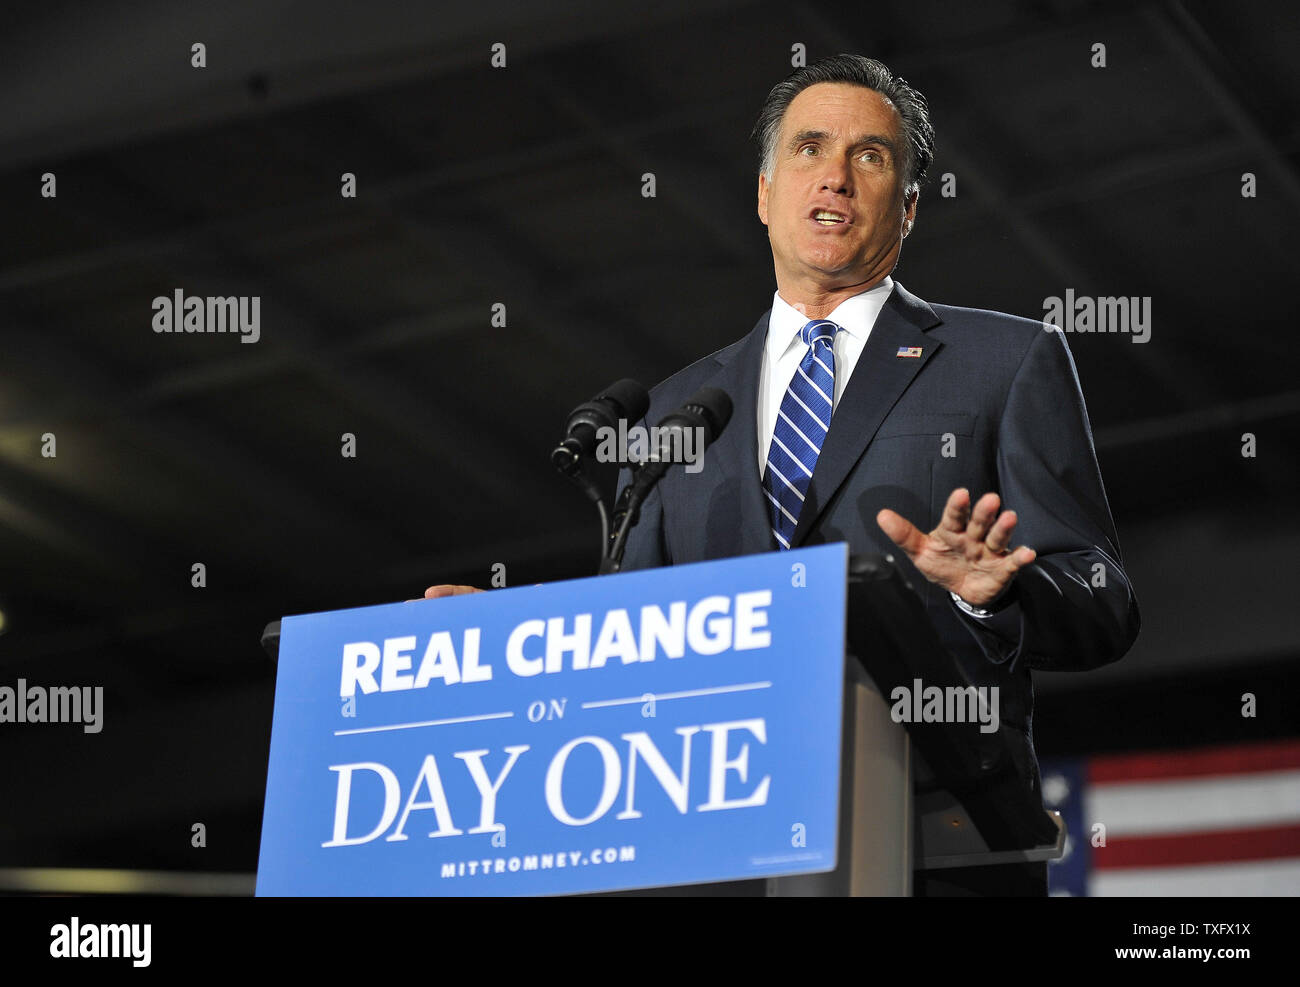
[757, 83, 917, 294]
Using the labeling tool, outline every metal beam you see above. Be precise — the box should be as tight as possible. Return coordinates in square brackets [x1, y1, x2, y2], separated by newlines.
[1145, 1, 1300, 218]
[0, 325, 406, 571]
[0, 93, 755, 294]
[1094, 388, 1300, 450]
[84, 157, 523, 511]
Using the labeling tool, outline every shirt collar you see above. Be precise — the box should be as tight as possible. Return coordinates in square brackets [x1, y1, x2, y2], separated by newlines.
[766, 276, 894, 360]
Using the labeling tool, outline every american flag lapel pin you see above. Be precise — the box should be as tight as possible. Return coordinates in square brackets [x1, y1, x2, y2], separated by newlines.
[896, 345, 924, 358]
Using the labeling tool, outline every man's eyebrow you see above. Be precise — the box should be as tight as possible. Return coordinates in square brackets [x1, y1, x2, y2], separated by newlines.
[787, 129, 898, 155]
[787, 128, 830, 148]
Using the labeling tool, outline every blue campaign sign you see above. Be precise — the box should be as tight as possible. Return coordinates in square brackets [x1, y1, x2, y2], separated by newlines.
[256, 543, 848, 896]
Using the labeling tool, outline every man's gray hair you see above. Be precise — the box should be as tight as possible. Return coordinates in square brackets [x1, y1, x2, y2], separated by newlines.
[750, 54, 935, 197]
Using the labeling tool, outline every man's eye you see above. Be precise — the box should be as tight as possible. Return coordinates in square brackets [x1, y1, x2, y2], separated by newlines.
[859, 150, 882, 164]
[800, 145, 818, 156]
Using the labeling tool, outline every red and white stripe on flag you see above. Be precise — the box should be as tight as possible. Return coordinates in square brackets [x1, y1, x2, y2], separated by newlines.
[1084, 739, 1300, 895]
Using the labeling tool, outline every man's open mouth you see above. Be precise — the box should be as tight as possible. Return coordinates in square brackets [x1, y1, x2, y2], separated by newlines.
[810, 209, 848, 226]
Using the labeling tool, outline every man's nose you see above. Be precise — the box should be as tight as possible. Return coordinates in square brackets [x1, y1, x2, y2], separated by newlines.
[819, 158, 853, 195]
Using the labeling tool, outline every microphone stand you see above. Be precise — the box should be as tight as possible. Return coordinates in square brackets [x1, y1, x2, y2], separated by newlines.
[601, 475, 645, 574]
[551, 444, 612, 568]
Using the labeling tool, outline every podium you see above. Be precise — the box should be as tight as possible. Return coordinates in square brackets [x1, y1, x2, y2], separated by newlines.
[259, 549, 1063, 897]
[574, 553, 1065, 896]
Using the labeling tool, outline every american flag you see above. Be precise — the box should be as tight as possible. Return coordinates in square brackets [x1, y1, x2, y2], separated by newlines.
[895, 345, 924, 358]
[1043, 739, 1300, 895]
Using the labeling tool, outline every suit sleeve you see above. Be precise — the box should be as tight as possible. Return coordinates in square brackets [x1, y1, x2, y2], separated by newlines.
[952, 325, 1140, 672]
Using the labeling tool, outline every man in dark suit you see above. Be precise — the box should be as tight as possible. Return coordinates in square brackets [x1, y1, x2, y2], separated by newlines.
[428, 54, 1140, 895]
[611, 54, 1140, 894]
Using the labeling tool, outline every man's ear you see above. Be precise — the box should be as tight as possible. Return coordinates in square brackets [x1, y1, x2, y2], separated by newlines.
[902, 188, 919, 237]
[757, 173, 770, 226]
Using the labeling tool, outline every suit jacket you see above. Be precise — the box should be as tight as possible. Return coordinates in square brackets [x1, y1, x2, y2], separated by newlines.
[616, 281, 1141, 794]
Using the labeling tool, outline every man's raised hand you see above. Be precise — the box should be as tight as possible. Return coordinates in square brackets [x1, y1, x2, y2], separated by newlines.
[875, 488, 1035, 609]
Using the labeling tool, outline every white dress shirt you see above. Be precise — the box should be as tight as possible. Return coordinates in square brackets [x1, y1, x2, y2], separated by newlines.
[756, 276, 895, 474]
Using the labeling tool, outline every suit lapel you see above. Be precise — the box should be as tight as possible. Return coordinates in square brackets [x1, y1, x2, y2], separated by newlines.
[700, 312, 776, 556]
[791, 282, 944, 546]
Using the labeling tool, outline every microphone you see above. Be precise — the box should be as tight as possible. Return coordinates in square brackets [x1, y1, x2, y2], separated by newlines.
[603, 387, 733, 573]
[551, 378, 650, 477]
[627, 387, 733, 498]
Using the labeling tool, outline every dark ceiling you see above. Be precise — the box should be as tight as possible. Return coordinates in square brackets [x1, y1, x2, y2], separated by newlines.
[1, 0, 1297, 883]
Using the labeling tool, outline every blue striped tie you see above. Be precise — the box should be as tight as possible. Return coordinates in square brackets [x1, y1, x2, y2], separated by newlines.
[763, 319, 841, 549]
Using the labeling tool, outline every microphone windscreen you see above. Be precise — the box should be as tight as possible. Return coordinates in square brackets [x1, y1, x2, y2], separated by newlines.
[598, 378, 650, 424]
[682, 387, 733, 443]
